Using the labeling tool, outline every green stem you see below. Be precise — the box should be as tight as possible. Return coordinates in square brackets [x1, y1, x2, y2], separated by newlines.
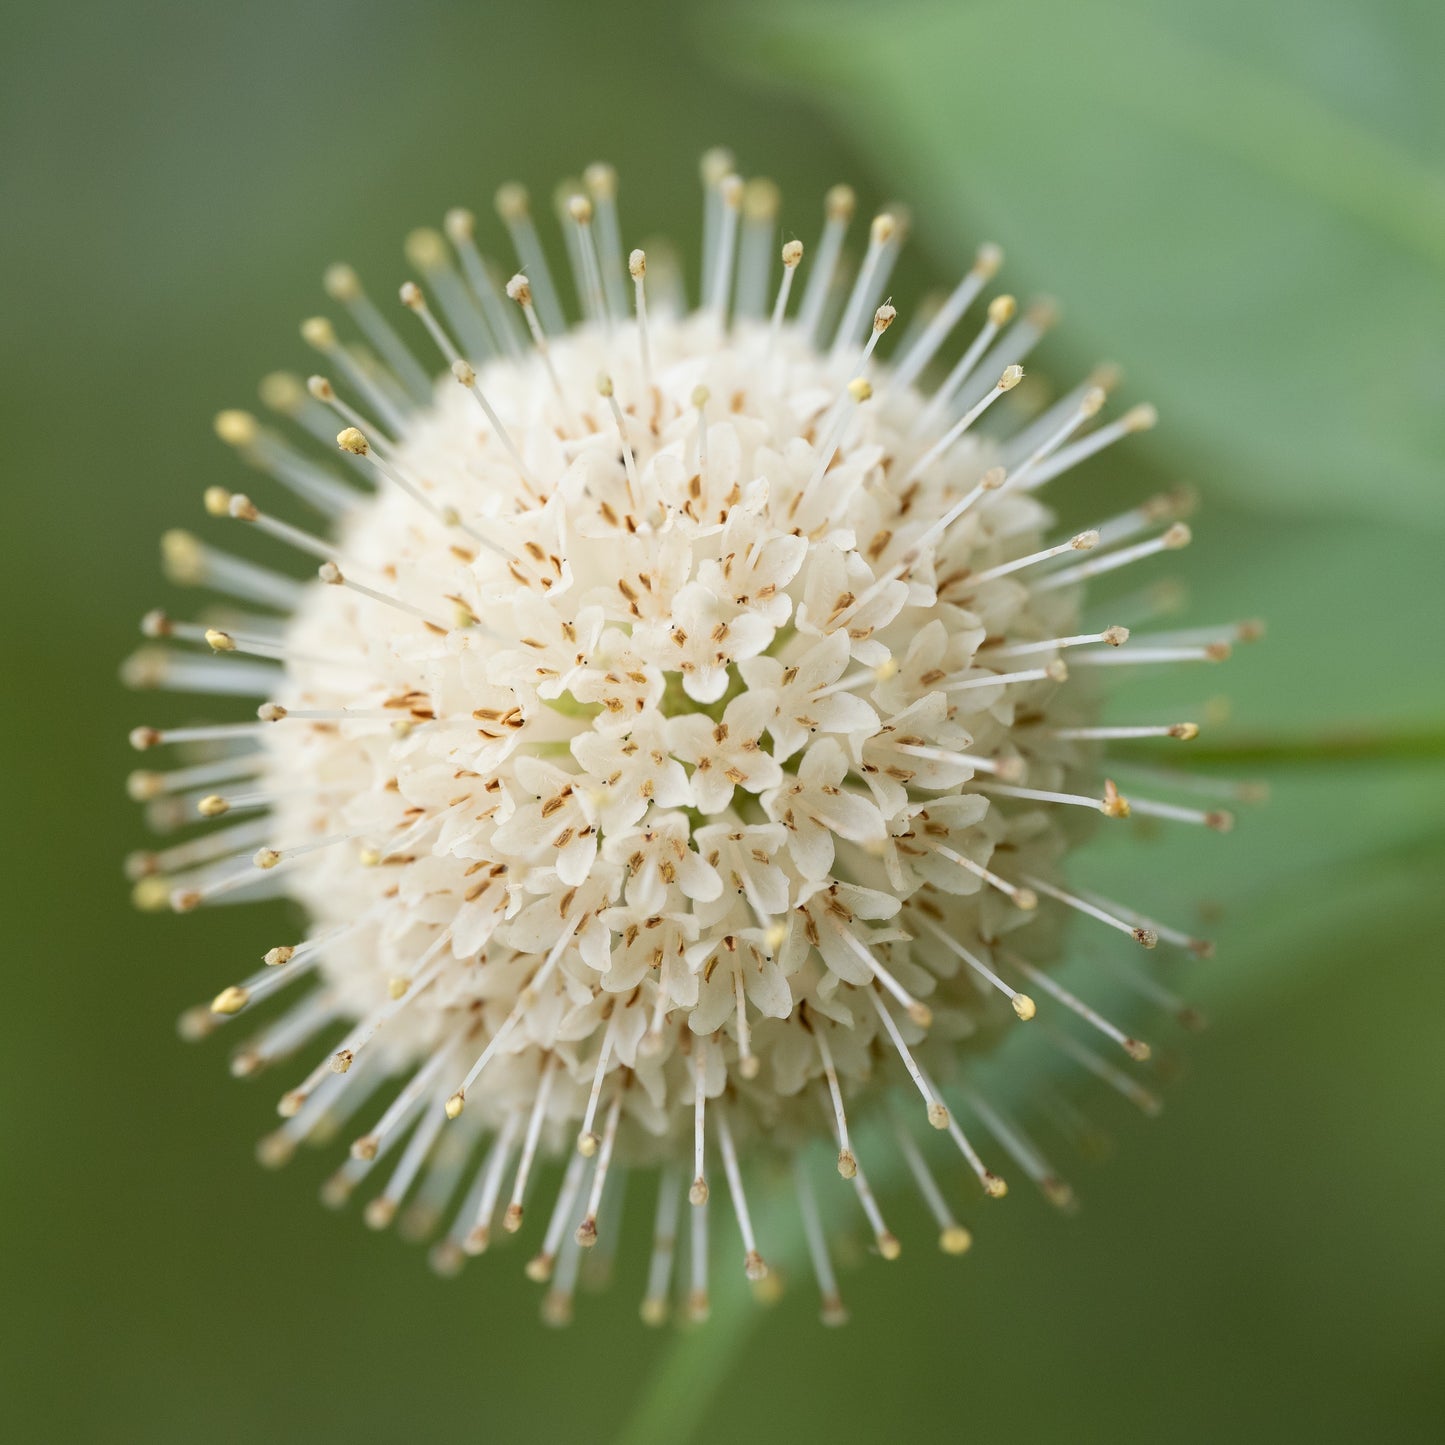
[614, 1274, 758, 1445]
[1137, 725, 1445, 768]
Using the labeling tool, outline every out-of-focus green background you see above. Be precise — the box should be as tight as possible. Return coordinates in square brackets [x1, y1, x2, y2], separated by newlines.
[3, 1, 1443, 1440]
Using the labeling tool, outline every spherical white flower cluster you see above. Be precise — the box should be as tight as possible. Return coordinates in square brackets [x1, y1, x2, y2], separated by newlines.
[126, 154, 1240, 1326]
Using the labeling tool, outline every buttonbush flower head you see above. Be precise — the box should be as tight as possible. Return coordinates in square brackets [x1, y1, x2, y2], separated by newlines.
[125, 150, 1252, 1326]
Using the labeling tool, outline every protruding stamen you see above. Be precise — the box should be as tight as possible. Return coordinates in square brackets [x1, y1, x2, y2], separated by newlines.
[972, 779, 1134, 819]
[951, 296, 1057, 415]
[967, 534, 1104, 590]
[399, 277, 466, 369]
[157, 529, 305, 610]
[1043, 722, 1200, 742]
[305, 372, 395, 452]
[707, 173, 744, 320]
[691, 1042, 710, 1206]
[642, 972, 673, 1056]
[584, 163, 629, 321]
[190, 779, 305, 820]
[939, 660, 1068, 695]
[1110, 757, 1265, 806]
[349, 1048, 451, 1165]
[213, 409, 360, 515]
[1021, 874, 1159, 949]
[306, 938, 449, 1093]
[687, 1183, 710, 1322]
[916, 915, 1036, 1018]
[1034, 523, 1192, 593]
[1119, 794, 1236, 831]
[998, 385, 1109, 497]
[797, 184, 855, 343]
[576, 1014, 617, 1156]
[767, 239, 804, 355]
[299, 315, 407, 435]
[815, 1032, 856, 1177]
[495, 182, 566, 333]
[811, 665, 888, 701]
[1135, 618, 1264, 649]
[963, 1088, 1076, 1211]
[132, 818, 271, 890]
[795, 1161, 848, 1325]
[902, 364, 1024, 486]
[826, 1117, 899, 1260]
[333, 425, 475, 543]
[1085, 486, 1197, 551]
[443, 208, 526, 359]
[893, 744, 1026, 781]
[257, 703, 410, 726]
[1102, 956, 1209, 1029]
[714, 1102, 767, 1280]
[504, 1054, 558, 1232]
[735, 178, 780, 319]
[525, 1148, 589, 1284]
[425, 1127, 491, 1263]
[698, 147, 736, 305]
[225, 492, 340, 563]
[1076, 887, 1213, 958]
[889, 1101, 973, 1254]
[800, 375, 873, 507]
[317, 560, 451, 632]
[1023, 401, 1157, 489]
[596, 374, 641, 500]
[835, 925, 932, 1028]
[197, 623, 352, 672]
[868, 988, 949, 1127]
[256, 1066, 349, 1169]
[689, 384, 711, 489]
[167, 852, 284, 912]
[845, 302, 896, 382]
[1067, 642, 1229, 668]
[732, 971, 758, 1080]
[638, 1164, 682, 1325]
[505, 274, 575, 420]
[406, 1115, 482, 1248]
[912, 292, 1017, 435]
[1005, 953, 1152, 1061]
[541, 1159, 594, 1327]
[249, 829, 362, 874]
[580, 1164, 629, 1291]
[891, 242, 1002, 390]
[628, 249, 653, 391]
[227, 989, 340, 1079]
[258, 369, 341, 444]
[575, 1087, 623, 1247]
[918, 1060, 1007, 1197]
[126, 749, 262, 802]
[450, 358, 531, 480]
[447, 912, 583, 1117]
[830, 212, 898, 363]
[932, 844, 1038, 911]
[1045, 1026, 1163, 1116]
[463, 1111, 523, 1254]
[322, 262, 433, 401]
[543, 1190, 586, 1323]
[825, 461, 1005, 631]
[404, 229, 496, 359]
[364, 1088, 449, 1230]
[564, 192, 610, 327]
[128, 721, 267, 751]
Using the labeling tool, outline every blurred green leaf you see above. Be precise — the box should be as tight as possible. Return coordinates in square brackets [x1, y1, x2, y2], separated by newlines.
[724, 0, 1445, 529]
